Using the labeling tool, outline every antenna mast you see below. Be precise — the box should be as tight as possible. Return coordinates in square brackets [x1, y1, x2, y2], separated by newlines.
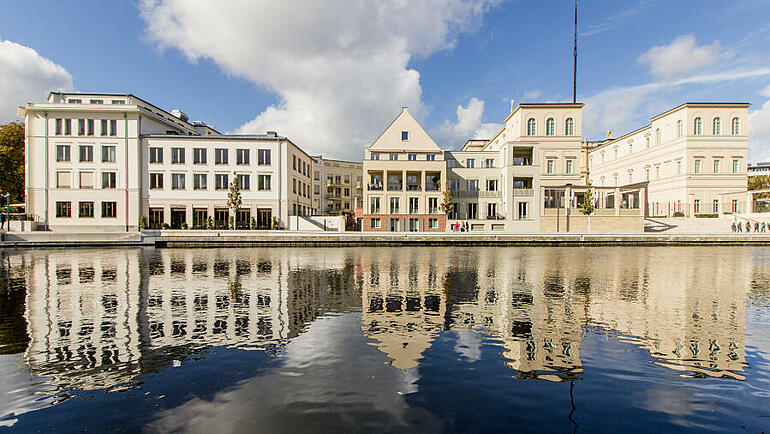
[573, 0, 578, 104]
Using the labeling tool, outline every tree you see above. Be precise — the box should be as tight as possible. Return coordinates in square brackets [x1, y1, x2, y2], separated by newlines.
[580, 184, 595, 216]
[0, 122, 25, 204]
[438, 182, 454, 216]
[227, 176, 242, 230]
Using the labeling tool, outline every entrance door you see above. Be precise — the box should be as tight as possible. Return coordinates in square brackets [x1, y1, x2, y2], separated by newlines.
[236, 208, 251, 229]
[214, 208, 229, 229]
[170, 208, 186, 229]
[193, 208, 208, 229]
[257, 208, 272, 229]
[149, 208, 164, 229]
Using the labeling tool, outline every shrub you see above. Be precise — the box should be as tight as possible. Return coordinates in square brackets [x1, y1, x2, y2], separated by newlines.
[161, 223, 170, 229]
[138, 216, 147, 229]
[180, 222, 188, 229]
[206, 216, 214, 230]
[272, 216, 279, 230]
[250, 217, 257, 230]
[672, 211, 685, 217]
[695, 213, 719, 218]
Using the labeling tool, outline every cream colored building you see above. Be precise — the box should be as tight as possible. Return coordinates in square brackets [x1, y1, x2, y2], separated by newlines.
[587, 103, 750, 217]
[311, 157, 362, 216]
[18, 92, 314, 231]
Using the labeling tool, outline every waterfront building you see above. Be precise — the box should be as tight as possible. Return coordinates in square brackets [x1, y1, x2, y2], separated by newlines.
[587, 103, 750, 217]
[311, 157, 363, 216]
[748, 162, 770, 177]
[18, 92, 314, 231]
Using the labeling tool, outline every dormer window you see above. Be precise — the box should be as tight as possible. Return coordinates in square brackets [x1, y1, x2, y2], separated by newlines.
[401, 131, 409, 141]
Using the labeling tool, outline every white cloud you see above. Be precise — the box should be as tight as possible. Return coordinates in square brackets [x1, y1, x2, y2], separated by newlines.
[583, 67, 770, 140]
[523, 89, 541, 100]
[638, 34, 724, 79]
[431, 97, 502, 147]
[0, 40, 73, 122]
[749, 100, 770, 162]
[140, 0, 502, 160]
[760, 84, 770, 97]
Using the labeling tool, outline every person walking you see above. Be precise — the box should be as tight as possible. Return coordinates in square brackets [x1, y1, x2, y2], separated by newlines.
[0, 212, 4, 230]
[732, 221, 736, 233]
[738, 221, 743, 233]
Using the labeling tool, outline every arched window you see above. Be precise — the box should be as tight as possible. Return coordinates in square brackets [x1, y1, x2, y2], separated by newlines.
[545, 118, 555, 136]
[731, 117, 740, 135]
[656, 128, 661, 145]
[527, 118, 536, 136]
[713, 118, 721, 135]
[677, 120, 682, 138]
[693, 117, 702, 135]
[565, 118, 574, 135]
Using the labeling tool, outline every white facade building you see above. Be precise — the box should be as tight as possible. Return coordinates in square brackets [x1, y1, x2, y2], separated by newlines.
[18, 92, 314, 231]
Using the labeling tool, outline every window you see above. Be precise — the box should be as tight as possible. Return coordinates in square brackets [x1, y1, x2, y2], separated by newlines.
[149, 147, 163, 163]
[655, 128, 661, 145]
[111, 100, 125, 105]
[390, 197, 400, 214]
[546, 159, 554, 174]
[171, 173, 185, 190]
[485, 159, 494, 168]
[194, 174, 207, 190]
[90, 99, 103, 104]
[101, 172, 116, 189]
[527, 118, 536, 136]
[293, 178, 296, 193]
[713, 117, 721, 135]
[733, 159, 739, 174]
[101, 202, 117, 218]
[693, 117, 702, 135]
[565, 160, 574, 174]
[79, 145, 93, 162]
[56, 171, 71, 188]
[467, 203, 478, 219]
[448, 180, 460, 191]
[402, 131, 409, 141]
[677, 120, 683, 138]
[237, 149, 250, 165]
[409, 197, 419, 214]
[56, 145, 70, 162]
[371, 218, 381, 229]
[87, 119, 94, 136]
[518, 202, 528, 220]
[486, 179, 498, 191]
[565, 118, 574, 135]
[389, 153, 398, 161]
[428, 197, 438, 213]
[545, 118, 555, 136]
[370, 197, 380, 213]
[78, 119, 85, 136]
[731, 117, 740, 135]
[171, 147, 185, 164]
[216, 174, 228, 190]
[258, 149, 271, 165]
[56, 201, 71, 218]
[408, 153, 417, 161]
[237, 174, 250, 190]
[149, 173, 163, 189]
[257, 174, 271, 191]
[215, 148, 228, 164]
[694, 199, 701, 214]
[713, 199, 719, 213]
[714, 159, 721, 174]
[80, 172, 94, 188]
[427, 154, 436, 161]
[64, 119, 72, 135]
[466, 158, 476, 168]
[109, 119, 117, 136]
[79, 201, 94, 218]
[694, 159, 702, 174]
[101, 119, 108, 136]
[371, 152, 380, 160]
[467, 179, 479, 191]
[102, 145, 115, 163]
[55, 118, 62, 135]
[428, 218, 438, 229]
[293, 155, 296, 170]
[732, 199, 739, 213]
[487, 203, 497, 219]
[193, 148, 207, 164]
[645, 168, 650, 181]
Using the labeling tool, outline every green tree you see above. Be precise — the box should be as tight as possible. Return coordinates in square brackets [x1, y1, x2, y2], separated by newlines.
[227, 176, 242, 230]
[580, 184, 595, 216]
[0, 122, 25, 203]
[438, 183, 454, 216]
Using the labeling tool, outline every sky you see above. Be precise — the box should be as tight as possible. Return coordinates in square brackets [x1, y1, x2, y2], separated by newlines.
[1, 0, 770, 162]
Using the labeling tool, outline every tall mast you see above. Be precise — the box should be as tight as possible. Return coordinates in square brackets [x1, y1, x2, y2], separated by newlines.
[573, 0, 578, 104]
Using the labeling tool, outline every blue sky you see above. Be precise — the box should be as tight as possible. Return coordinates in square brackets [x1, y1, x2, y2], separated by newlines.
[1, 0, 770, 161]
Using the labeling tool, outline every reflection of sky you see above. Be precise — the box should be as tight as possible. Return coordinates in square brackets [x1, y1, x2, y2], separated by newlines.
[0, 355, 54, 428]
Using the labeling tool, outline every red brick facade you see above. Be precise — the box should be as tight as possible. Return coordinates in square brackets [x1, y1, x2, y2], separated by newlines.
[361, 214, 446, 232]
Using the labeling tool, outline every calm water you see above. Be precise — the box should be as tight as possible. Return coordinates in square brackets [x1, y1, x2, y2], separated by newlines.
[1, 246, 770, 433]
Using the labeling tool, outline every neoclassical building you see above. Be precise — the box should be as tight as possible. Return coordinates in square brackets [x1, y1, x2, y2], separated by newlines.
[19, 92, 314, 231]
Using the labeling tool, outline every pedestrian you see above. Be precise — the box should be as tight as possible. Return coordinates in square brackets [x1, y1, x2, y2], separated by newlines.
[464, 221, 469, 231]
[756, 222, 761, 233]
[738, 221, 743, 233]
[747, 222, 752, 233]
[763, 222, 767, 233]
[0, 213, 4, 230]
[731, 222, 736, 233]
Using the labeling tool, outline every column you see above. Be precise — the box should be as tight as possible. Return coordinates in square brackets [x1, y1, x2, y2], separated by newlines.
[614, 187, 620, 216]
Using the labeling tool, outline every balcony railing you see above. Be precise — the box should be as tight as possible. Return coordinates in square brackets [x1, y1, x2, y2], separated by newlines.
[453, 190, 502, 198]
[513, 188, 534, 197]
[407, 184, 421, 191]
[425, 185, 440, 191]
[387, 183, 402, 191]
[368, 184, 383, 191]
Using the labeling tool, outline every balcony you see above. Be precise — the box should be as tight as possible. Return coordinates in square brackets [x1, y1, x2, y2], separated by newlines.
[407, 184, 421, 191]
[453, 190, 502, 198]
[387, 183, 402, 191]
[513, 188, 534, 197]
[368, 183, 383, 191]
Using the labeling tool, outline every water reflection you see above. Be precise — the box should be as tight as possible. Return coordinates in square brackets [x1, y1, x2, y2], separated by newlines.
[1, 246, 766, 409]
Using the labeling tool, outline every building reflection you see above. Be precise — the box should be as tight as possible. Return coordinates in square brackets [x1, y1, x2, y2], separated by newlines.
[8, 245, 760, 396]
